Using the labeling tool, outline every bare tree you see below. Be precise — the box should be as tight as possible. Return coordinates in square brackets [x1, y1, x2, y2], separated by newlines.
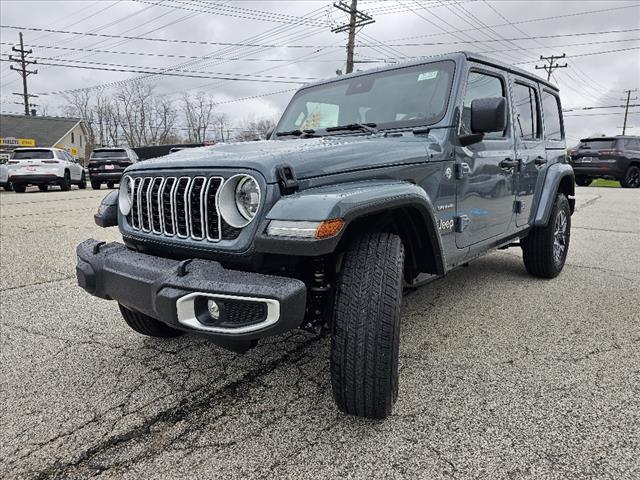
[64, 90, 96, 146]
[182, 92, 215, 143]
[235, 116, 276, 142]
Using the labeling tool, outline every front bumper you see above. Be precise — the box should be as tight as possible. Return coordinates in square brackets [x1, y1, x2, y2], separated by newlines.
[76, 239, 307, 349]
[10, 174, 61, 185]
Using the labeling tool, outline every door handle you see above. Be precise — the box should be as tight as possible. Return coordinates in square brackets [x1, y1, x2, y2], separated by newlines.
[534, 156, 547, 166]
[500, 158, 519, 169]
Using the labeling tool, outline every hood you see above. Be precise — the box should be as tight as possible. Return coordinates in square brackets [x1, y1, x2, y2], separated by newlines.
[128, 134, 444, 182]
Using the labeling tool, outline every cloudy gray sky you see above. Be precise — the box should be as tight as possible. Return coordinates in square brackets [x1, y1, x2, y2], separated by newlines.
[1, 0, 639, 144]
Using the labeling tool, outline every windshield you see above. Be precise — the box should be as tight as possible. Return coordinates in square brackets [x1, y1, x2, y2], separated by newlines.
[275, 60, 455, 135]
[578, 139, 618, 150]
[91, 150, 127, 159]
[11, 150, 54, 160]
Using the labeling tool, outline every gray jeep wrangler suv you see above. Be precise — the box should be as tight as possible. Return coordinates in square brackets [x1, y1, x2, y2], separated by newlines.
[77, 52, 574, 419]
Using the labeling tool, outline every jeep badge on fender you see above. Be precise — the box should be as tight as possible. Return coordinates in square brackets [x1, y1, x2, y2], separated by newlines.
[76, 52, 574, 420]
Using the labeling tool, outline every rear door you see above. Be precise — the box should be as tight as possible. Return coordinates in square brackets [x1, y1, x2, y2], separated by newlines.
[455, 66, 517, 248]
[510, 77, 546, 227]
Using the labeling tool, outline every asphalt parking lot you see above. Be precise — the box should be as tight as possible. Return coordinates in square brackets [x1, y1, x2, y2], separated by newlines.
[1, 185, 638, 480]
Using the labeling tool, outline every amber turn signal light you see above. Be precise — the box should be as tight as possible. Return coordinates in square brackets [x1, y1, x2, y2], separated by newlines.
[316, 218, 344, 239]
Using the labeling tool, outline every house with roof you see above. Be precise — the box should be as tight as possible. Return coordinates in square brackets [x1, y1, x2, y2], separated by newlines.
[0, 114, 89, 163]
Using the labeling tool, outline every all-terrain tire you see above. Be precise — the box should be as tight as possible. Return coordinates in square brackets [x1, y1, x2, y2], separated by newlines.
[118, 304, 183, 338]
[60, 171, 71, 191]
[620, 165, 640, 188]
[91, 180, 101, 190]
[78, 171, 87, 189]
[575, 176, 592, 187]
[13, 184, 26, 193]
[522, 193, 571, 278]
[330, 232, 404, 419]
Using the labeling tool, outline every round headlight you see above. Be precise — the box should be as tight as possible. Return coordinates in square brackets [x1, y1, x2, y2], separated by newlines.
[235, 176, 260, 221]
[118, 176, 133, 216]
[218, 174, 261, 228]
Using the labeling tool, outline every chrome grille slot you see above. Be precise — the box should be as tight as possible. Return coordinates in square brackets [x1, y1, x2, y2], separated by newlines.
[161, 177, 176, 236]
[131, 177, 142, 230]
[188, 177, 206, 239]
[128, 174, 230, 243]
[205, 177, 223, 241]
[139, 177, 152, 232]
[150, 178, 163, 233]
[174, 177, 191, 238]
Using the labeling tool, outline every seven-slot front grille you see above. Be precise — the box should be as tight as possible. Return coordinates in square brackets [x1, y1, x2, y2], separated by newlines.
[129, 175, 225, 241]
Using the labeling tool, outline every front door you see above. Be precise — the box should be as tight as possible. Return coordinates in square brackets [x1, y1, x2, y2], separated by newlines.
[511, 78, 546, 227]
[455, 67, 517, 248]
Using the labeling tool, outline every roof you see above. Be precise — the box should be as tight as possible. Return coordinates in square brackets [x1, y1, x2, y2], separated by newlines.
[0, 114, 85, 147]
[301, 51, 556, 92]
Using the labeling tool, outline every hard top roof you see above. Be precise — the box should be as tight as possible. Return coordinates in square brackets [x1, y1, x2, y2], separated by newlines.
[301, 51, 557, 92]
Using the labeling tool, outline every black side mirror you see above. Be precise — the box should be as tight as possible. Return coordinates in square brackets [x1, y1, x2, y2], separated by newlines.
[471, 97, 507, 134]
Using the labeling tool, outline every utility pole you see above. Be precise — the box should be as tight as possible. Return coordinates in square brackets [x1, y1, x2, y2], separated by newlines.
[331, 0, 374, 74]
[9, 32, 38, 116]
[621, 89, 638, 135]
[535, 53, 567, 82]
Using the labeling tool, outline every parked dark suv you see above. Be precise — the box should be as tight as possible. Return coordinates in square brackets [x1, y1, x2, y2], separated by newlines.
[570, 136, 640, 188]
[77, 52, 575, 419]
[88, 147, 138, 190]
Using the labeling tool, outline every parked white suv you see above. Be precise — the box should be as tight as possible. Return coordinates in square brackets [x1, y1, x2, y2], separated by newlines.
[8, 148, 86, 193]
[0, 160, 11, 191]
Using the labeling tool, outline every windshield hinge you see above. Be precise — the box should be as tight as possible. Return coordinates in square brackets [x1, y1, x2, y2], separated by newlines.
[276, 164, 299, 195]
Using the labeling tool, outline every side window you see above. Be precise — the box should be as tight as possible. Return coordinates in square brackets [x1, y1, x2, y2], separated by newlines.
[71, 132, 75, 144]
[541, 90, 563, 141]
[462, 71, 507, 139]
[623, 139, 639, 151]
[513, 82, 540, 141]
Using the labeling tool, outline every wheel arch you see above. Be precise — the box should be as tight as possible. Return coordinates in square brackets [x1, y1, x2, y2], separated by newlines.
[532, 162, 575, 227]
[255, 180, 446, 276]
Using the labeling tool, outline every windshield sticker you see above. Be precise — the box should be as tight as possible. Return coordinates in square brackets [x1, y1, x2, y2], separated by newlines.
[418, 71, 438, 82]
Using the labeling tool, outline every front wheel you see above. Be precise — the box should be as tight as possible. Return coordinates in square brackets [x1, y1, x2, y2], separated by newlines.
[118, 304, 183, 338]
[13, 184, 26, 193]
[107, 181, 115, 189]
[521, 193, 571, 278]
[60, 171, 71, 191]
[330, 232, 404, 419]
[78, 171, 87, 189]
[620, 165, 640, 188]
[38, 185, 49, 192]
[575, 176, 592, 187]
[91, 180, 101, 190]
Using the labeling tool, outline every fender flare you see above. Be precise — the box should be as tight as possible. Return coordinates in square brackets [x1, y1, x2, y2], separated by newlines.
[254, 180, 445, 274]
[532, 162, 575, 227]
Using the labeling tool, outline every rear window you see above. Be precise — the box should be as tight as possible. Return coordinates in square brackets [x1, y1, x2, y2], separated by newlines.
[91, 150, 127, 159]
[11, 150, 54, 159]
[578, 139, 617, 150]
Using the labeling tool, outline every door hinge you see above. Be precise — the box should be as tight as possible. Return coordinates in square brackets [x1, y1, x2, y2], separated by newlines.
[455, 162, 470, 179]
[454, 214, 470, 233]
[513, 200, 524, 214]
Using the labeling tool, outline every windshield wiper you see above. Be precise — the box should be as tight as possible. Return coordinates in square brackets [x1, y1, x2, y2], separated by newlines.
[275, 129, 316, 137]
[325, 122, 378, 134]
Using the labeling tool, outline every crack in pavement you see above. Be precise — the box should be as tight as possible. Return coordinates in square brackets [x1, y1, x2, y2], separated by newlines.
[0, 275, 76, 292]
[28, 335, 321, 480]
[573, 194, 601, 212]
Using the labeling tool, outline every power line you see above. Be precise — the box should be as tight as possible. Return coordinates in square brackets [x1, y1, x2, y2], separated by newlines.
[0, 58, 312, 85]
[331, 0, 375, 74]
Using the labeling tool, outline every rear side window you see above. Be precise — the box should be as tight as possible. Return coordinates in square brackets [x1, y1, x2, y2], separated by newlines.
[541, 90, 563, 141]
[623, 138, 640, 150]
[91, 150, 127, 159]
[462, 71, 507, 139]
[11, 150, 54, 159]
[579, 139, 616, 150]
[513, 82, 540, 140]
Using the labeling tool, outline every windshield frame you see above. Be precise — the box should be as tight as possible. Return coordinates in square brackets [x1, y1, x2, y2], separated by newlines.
[273, 59, 457, 137]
